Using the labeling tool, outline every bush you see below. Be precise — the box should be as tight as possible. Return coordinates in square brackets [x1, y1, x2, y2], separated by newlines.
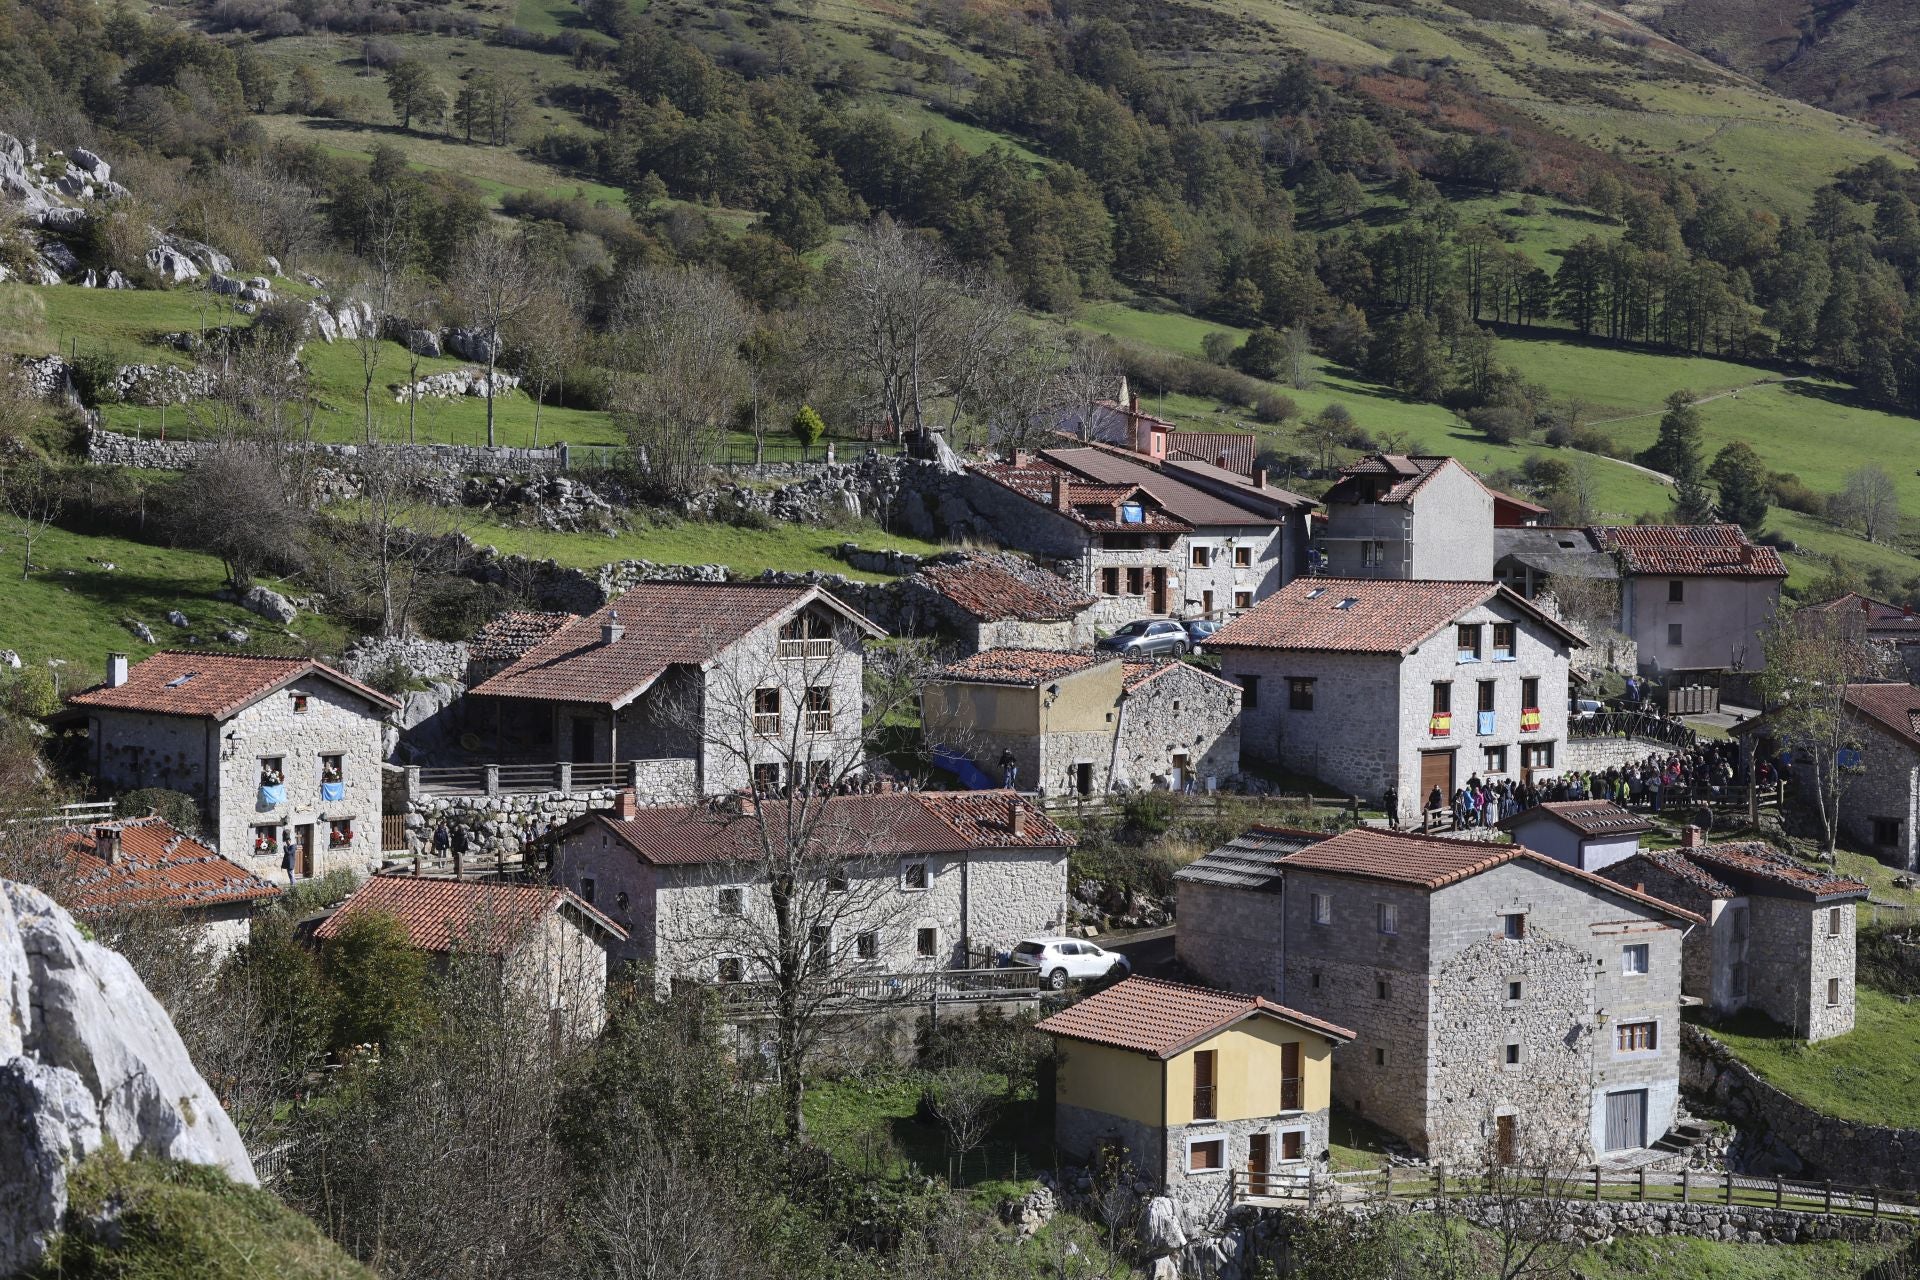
[916, 1005, 1055, 1080]
[321, 909, 430, 1052]
[1857, 925, 1920, 997]
[1771, 472, 1825, 516]
[1252, 392, 1298, 424]
[118, 787, 203, 833]
[1201, 331, 1237, 366]
[1231, 327, 1288, 380]
[1467, 404, 1528, 444]
[68, 352, 122, 406]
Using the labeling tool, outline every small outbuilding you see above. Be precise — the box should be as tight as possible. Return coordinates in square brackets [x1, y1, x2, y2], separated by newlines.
[55, 814, 282, 954]
[1500, 800, 1653, 872]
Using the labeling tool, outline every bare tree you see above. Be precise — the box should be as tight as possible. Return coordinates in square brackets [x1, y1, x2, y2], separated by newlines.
[1540, 571, 1620, 647]
[0, 459, 61, 580]
[610, 264, 751, 493]
[1054, 334, 1123, 444]
[924, 1066, 1000, 1182]
[510, 274, 583, 448]
[1835, 465, 1901, 544]
[449, 231, 541, 447]
[963, 323, 1070, 454]
[315, 445, 463, 637]
[740, 315, 811, 465]
[1756, 605, 1898, 855]
[1468, 1103, 1594, 1280]
[165, 442, 309, 589]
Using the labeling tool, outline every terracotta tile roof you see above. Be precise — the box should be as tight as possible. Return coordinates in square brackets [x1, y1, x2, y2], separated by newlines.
[1842, 682, 1920, 751]
[1326, 455, 1488, 506]
[1503, 800, 1653, 839]
[467, 610, 577, 663]
[470, 582, 881, 706]
[59, 817, 281, 915]
[314, 874, 625, 953]
[1041, 447, 1290, 527]
[1589, 524, 1786, 578]
[934, 648, 1112, 687]
[1120, 657, 1244, 696]
[1687, 841, 1869, 902]
[970, 460, 1192, 533]
[63, 651, 399, 719]
[1206, 579, 1580, 655]
[1277, 827, 1702, 922]
[1036, 976, 1354, 1059]
[585, 790, 1073, 867]
[1808, 593, 1920, 635]
[916, 553, 1095, 623]
[1603, 850, 1738, 899]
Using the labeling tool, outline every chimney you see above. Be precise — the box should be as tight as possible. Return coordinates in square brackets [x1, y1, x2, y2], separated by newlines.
[1681, 824, 1705, 849]
[601, 610, 624, 646]
[1011, 803, 1027, 838]
[1051, 474, 1070, 510]
[1254, 467, 1269, 490]
[93, 825, 120, 864]
[1012, 448, 1030, 468]
[107, 652, 129, 688]
[738, 792, 758, 818]
[612, 789, 637, 821]
[1129, 391, 1140, 413]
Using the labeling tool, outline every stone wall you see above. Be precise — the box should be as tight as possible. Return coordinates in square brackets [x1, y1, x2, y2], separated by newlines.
[1175, 880, 1284, 998]
[1115, 664, 1241, 793]
[1833, 718, 1919, 872]
[1566, 735, 1670, 772]
[85, 427, 567, 475]
[1683, 1023, 1920, 1191]
[339, 634, 467, 683]
[1396, 1197, 1905, 1246]
[397, 762, 697, 860]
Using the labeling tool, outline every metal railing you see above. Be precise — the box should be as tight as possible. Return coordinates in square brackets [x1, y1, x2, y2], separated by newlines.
[411, 759, 670, 797]
[0, 799, 117, 827]
[1570, 711, 1699, 751]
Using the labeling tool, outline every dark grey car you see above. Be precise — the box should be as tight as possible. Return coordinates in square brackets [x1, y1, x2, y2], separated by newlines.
[1096, 618, 1189, 657]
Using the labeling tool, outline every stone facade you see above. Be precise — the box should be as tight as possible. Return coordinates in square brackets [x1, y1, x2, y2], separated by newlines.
[393, 761, 698, 860]
[1115, 664, 1242, 793]
[1829, 712, 1920, 872]
[504, 903, 615, 1041]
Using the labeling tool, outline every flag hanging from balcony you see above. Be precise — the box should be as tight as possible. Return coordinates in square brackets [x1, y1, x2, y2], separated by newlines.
[1520, 707, 1542, 732]
[1428, 712, 1452, 736]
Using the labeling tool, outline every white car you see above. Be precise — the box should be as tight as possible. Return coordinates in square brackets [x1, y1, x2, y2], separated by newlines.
[1008, 937, 1131, 990]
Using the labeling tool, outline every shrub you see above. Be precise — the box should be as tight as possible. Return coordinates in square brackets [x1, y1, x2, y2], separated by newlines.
[117, 787, 202, 833]
[1467, 404, 1528, 444]
[1200, 331, 1237, 366]
[68, 352, 122, 406]
[1771, 472, 1825, 516]
[321, 908, 430, 1052]
[1857, 924, 1920, 997]
[916, 1005, 1055, 1080]
[1252, 392, 1298, 424]
[1231, 327, 1288, 379]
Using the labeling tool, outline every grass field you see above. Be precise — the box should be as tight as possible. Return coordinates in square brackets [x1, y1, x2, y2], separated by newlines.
[1571, 1235, 1907, 1280]
[464, 514, 948, 579]
[1702, 988, 1920, 1128]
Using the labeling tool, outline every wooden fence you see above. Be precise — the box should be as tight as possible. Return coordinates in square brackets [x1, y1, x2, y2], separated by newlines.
[1038, 792, 1359, 822]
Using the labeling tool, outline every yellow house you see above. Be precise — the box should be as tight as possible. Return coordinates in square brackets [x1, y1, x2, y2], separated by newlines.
[1037, 975, 1354, 1222]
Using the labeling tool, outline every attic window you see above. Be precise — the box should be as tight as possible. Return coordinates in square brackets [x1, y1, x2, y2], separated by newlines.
[1333, 597, 1359, 610]
[165, 672, 198, 688]
[1305, 587, 1327, 600]
[291, 694, 309, 713]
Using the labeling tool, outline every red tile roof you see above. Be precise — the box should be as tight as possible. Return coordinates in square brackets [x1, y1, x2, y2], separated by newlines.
[1205, 579, 1580, 654]
[970, 460, 1192, 533]
[1503, 800, 1653, 839]
[916, 553, 1095, 623]
[470, 582, 881, 706]
[1277, 827, 1702, 922]
[59, 817, 281, 915]
[64, 651, 398, 719]
[1807, 593, 1920, 635]
[1589, 525, 1786, 578]
[584, 790, 1073, 867]
[1121, 657, 1243, 696]
[934, 648, 1112, 687]
[467, 610, 577, 663]
[1036, 976, 1354, 1059]
[1842, 682, 1920, 750]
[314, 874, 624, 953]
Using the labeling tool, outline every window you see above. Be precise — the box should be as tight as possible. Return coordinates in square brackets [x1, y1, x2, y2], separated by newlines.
[1361, 540, 1385, 568]
[717, 886, 745, 916]
[1507, 980, 1523, 1002]
[1616, 1021, 1658, 1053]
[1239, 675, 1259, 708]
[807, 926, 831, 974]
[1829, 907, 1844, 936]
[1730, 961, 1748, 998]
[1281, 1040, 1303, 1111]
[1126, 567, 1145, 596]
[1374, 1047, 1386, 1067]
[251, 824, 278, 856]
[1187, 1137, 1225, 1173]
[291, 694, 309, 714]
[327, 819, 353, 848]
[804, 686, 833, 734]
[1504, 1043, 1521, 1067]
[1483, 745, 1508, 775]
[1334, 597, 1358, 610]
[319, 753, 344, 784]
[1457, 624, 1482, 662]
[1668, 579, 1685, 603]
[900, 859, 930, 891]
[1279, 1129, 1304, 1161]
[1191, 545, 1211, 568]
[1828, 977, 1842, 1006]
[1478, 681, 1496, 714]
[753, 762, 782, 792]
[1234, 546, 1253, 567]
[917, 927, 938, 958]
[778, 611, 834, 659]
[753, 687, 781, 735]
[1310, 892, 1331, 925]
[1192, 1049, 1217, 1120]
[1622, 943, 1650, 975]
[718, 956, 744, 983]
[1502, 913, 1526, 940]
[1668, 622, 1684, 646]
[1375, 978, 1390, 1001]
[1520, 677, 1539, 708]
[1492, 623, 1516, 659]
[1289, 678, 1316, 711]
[856, 930, 879, 961]
[1310, 971, 1322, 990]
[1872, 817, 1900, 846]
[580, 877, 595, 904]
[1432, 682, 1452, 713]
[1377, 902, 1398, 935]
[1234, 590, 1252, 609]
[1521, 743, 1555, 771]
[1101, 567, 1121, 595]
[826, 873, 849, 894]
[258, 757, 284, 788]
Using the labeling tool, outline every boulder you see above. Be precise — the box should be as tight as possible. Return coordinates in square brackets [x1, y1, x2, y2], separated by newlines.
[998, 1183, 1056, 1238]
[32, 206, 87, 232]
[444, 326, 501, 363]
[1141, 1196, 1186, 1252]
[125, 620, 154, 643]
[36, 239, 80, 278]
[165, 611, 188, 627]
[264, 255, 281, 276]
[144, 247, 200, 284]
[104, 270, 129, 290]
[240, 585, 297, 625]
[0, 1057, 102, 1274]
[405, 328, 442, 358]
[207, 273, 244, 296]
[68, 148, 109, 182]
[53, 172, 88, 199]
[246, 276, 271, 293]
[177, 240, 233, 275]
[220, 628, 250, 646]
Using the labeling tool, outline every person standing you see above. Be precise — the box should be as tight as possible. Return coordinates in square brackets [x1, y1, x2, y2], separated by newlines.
[1384, 784, 1399, 830]
[449, 823, 469, 876]
[999, 749, 1018, 790]
[279, 828, 296, 887]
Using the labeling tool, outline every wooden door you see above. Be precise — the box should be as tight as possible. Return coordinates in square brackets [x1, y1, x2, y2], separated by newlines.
[1246, 1133, 1270, 1198]
[1171, 753, 1190, 791]
[1419, 750, 1454, 806]
[295, 823, 315, 878]
[1151, 568, 1168, 613]
[1280, 1041, 1302, 1112]
[1604, 1090, 1646, 1152]
[571, 717, 596, 763]
[1495, 1114, 1516, 1165]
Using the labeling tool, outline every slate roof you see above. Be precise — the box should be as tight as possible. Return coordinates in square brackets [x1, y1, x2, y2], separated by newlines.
[1589, 525, 1787, 579]
[915, 553, 1095, 623]
[59, 817, 281, 916]
[467, 610, 577, 663]
[1502, 800, 1653, 840]
[1686, 842, 1869, 902]
[469, 582, 882, 707]
[1173, 826, 1332, 891]
[1041, 447, 1298, 527]
[1036, 976, 1354, 1059]
[970, 459, 1192, 533]
[1807, 593, 1920, 635]
[1276, 827, 1702, 923]
[63, 651, 399, 720]
[1205, 578, 1581, 655]
[314, 874, 625, 953]
[934, 648, 1112, 687]
[1494, 527, 1617, 580]
[581, 791, 1073, 867]
[1325, 455, 1489, 506]
[1841, 682, 1920, 751]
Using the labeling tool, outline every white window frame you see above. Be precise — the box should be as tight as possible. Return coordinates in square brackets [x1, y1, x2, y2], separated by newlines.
[916, 925, 939, 959]
[899, 858, 931, 891]
[1184, 1133, 1228, 1175]
[1275, 1124, 1311, 1165]
[856, 929, 881, 963]
[1310, 892, 1331, 925]
[1377, 902, 1398, 935]
[1621, 943, 1649, 975]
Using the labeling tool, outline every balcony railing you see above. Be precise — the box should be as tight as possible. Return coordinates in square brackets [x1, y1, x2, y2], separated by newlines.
[753, 712, 781, 737]
[1281, 1076, 1302, 1113]
[1192, 1084, 1217, 1121]
[778, 638, 834, 661]
[804, 711, 834, 735]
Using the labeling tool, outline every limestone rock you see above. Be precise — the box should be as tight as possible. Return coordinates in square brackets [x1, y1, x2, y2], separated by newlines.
[125, 620, 154, 643]
[1141, 1196, 1186, 1252]
[220, 628, 250, 646]
[0, 1058, 102, 1273]
[166, 610, 188, 627]
[207, 273, 244, 296]
[998, 1183, 1056, 1238]
[36, 238, 80, 278]
[405, 328, 442, 358]
[240, 585, 297, 625]
[104, 270, 129, 289]
[0, 651, 19, 670]
[143, 247, 200, 284]
[264, 255, 281, 275]
[68, 148, 109, 182]
[444, 327, 501, 363]
[177, 240, 233, 275]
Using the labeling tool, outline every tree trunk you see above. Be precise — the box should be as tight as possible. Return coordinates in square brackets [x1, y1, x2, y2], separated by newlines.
[485, 339, 498, 447]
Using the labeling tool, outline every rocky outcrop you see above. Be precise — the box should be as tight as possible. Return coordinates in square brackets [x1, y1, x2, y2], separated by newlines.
[112, 363, 217, 406]
[444, 327, 501, 363]
[143, 246, 200, 284]
[0, 880, 255, 1273]
[341, 633, 467, 684]
[393, 367, 520, 402]
[237, 585, 298, 625]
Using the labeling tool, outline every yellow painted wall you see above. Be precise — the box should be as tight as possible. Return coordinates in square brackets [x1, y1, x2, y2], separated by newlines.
[1043, 663, 1123, 733]
[923, 681, 1041, 735]
[1053, 1017, 1336, 1130]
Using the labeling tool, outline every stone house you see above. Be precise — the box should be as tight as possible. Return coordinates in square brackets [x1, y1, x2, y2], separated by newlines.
[1174, 826, 1701, 1164]
[314, 873, 625, 1040]
[546, 789, 1072, 982]
[1499, 800, 1653, 872]
[1805, 593, 1920, 682]
[466, 582, 884, 798]
[1588, 525, 1785, 682]
[1207, 579, 1582, 825]
[54, 651, 398, 881]
[1603, 833, 1868, 1043]
[1039, 975, 1354, 1227]
[920, 649, 1241, 796]
[1315, 455, 1495, 581]
[905, 551, 1098, 652]
[53, 815, 282, 954]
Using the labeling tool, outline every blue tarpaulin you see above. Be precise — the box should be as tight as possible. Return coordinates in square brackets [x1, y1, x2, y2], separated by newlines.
[929, 744, 994, 790]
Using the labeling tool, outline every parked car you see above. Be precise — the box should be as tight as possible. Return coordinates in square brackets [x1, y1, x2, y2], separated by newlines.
[1007, 936, 1131, 989]
[1571, 697, 1603, 719]
[1096, 619, 1189, 657]
[1183, 619, 1220, 648]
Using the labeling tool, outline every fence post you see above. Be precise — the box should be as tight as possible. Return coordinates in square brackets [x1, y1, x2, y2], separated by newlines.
[558, 761, 572, 795]
[484, 765, 500, 797]
[1380, 1164, 1391, 1202]
[1724, 1169, 1734, 1205]
[1824, 1180, 1833, 1215]
[406, 765, 422, 801]
[1593, 1166, 1602, 1202]
[1872, 1189, 1880, 1219]
[1774, 1177, 1783, 1210]
[1434, 1163, 1445, 1201]
[1638, 1168, 1647, 1202]
[1681, 1168, 1690, 1203]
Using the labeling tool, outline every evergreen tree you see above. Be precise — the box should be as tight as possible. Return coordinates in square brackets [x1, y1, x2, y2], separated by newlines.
[384, 58, 439, 133]
[1706, 440, 1770, 534]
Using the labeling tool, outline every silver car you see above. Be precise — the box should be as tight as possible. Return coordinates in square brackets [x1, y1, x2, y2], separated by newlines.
[1097, 619, 1190, 658]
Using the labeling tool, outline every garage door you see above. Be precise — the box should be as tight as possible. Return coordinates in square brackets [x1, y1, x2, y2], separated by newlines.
[1604, 1089, 1646, 1152]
